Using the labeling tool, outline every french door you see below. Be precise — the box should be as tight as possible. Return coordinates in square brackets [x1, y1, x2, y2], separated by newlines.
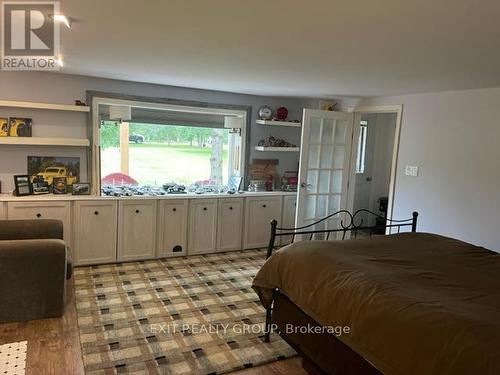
[296, 109, 354, 237]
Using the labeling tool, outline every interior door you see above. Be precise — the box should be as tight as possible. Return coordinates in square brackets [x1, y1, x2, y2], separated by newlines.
[296, 109, 354, 236]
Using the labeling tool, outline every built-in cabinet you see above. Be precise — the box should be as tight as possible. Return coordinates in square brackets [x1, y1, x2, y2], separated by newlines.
[243, 196, 283, 249]
[73, 201, 117, 265]
[157, 200, 188, 257]
[117, 200, 157, 261]
[6, 201, 71, 245]
[217, 198, 244, 252]
[188, 199, 218, 255]
[1, 193, 296, 265]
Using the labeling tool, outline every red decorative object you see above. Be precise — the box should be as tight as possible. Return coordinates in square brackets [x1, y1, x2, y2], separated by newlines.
[276, 107, 288, 120]
[101, 173, 138, 186]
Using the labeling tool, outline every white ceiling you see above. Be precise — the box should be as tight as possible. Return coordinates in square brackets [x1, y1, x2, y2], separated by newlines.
[58, 0, 500, 98]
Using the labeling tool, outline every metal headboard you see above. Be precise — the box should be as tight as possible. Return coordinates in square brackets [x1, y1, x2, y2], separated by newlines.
[266, 209, 419, 259]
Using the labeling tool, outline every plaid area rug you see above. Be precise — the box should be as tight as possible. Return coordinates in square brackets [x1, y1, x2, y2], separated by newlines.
[74, 249, 295, 374]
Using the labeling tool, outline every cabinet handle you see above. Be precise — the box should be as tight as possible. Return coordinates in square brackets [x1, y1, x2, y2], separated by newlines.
[36, 213, 42, 218]
[94, 211, 99, 215]
[203, 207, 207, 211]
[135, 209, 140, 213]
[262, 204, 267, 208]
[172, 208, 177, 212]
[229, 206, 233, 210]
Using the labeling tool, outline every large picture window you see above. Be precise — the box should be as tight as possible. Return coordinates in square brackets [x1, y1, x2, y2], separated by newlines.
[92, 97, 246, 193]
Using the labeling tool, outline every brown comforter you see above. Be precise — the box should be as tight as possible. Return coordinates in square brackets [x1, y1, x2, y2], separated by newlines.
[252, 233, 500, 375]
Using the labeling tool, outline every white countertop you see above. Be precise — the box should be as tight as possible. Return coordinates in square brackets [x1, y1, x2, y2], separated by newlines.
[0, 191, 297, 202]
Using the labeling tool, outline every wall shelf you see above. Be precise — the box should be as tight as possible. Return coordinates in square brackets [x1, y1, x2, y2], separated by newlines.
[0, 100, 90, 113]
[0, 137, 90, 147]
[256, 119, 301, 128]
[254, 146, 300, 152]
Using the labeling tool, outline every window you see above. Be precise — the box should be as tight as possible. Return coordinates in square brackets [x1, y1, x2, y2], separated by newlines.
[355, 121, 368, 174]
[93, 99, 246, 192]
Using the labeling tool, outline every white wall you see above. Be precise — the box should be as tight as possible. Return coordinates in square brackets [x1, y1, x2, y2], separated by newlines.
[344, 87, 500, 251]
[0, 71, 318, 192]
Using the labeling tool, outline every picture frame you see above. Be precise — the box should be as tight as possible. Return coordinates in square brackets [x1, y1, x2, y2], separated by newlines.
[31, 175, 50, 195]
[228, 175, 242, 191]
[52, 177, 67, 194]
[13, 175, 33, 196]
[0, 117, 8, 137]
[72, 182, 91, 195]
[8, 117, 32, 137]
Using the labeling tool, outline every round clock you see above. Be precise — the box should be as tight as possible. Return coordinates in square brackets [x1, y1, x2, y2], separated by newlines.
[258, 105, 273, 120]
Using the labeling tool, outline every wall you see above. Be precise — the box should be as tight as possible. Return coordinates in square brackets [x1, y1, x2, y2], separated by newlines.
[0, 71, 317, 192]
[343, 87, 500, 251]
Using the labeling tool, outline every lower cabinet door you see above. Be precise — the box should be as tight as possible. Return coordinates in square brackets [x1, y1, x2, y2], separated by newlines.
[157, 200, 188, 257]
[217, 198, 244, 252]
[73, 201, 118, 265]
[243, 196, 283, 249]
[281, 195, 297, 245]
[118, 200, 157, 261]
[7, 201, 72, 246]
[188, 199, 217, 255]
[0, 202, 6, 220]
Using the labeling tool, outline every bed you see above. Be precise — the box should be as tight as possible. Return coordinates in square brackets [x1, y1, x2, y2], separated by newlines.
[252, 210, 500, 375]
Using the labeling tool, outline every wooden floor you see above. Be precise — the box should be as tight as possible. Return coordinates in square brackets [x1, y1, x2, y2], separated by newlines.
[0, 277, 307, 375]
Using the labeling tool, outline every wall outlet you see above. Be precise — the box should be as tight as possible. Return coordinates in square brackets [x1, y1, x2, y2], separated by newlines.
[405, 165, 419, 177]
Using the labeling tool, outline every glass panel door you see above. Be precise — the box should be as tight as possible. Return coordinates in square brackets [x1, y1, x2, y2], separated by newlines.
[296, 109, 354, 238]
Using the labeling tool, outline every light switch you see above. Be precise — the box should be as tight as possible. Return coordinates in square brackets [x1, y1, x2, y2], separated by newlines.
[405, 165, 418, 177]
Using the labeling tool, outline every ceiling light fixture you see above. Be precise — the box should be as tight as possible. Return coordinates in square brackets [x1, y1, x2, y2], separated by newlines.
[50, 14, 71, 28]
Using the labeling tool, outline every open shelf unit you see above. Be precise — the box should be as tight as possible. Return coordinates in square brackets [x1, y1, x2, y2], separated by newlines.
[256, 119, 301, 128]
[254, 146, 300, 152]
[0, 100, 90, 112]
[0, 137, 90, 147]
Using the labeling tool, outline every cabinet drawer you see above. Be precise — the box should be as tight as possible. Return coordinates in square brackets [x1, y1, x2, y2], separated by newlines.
[118, 200, 157, 261]
[217, 198, 244, 252]
[188, 199, 218, 255]
[157, 200, 188, 257]
[73, 201, 117, 265]
[243, 196, 282, 249]
[7, 201, 71, 245]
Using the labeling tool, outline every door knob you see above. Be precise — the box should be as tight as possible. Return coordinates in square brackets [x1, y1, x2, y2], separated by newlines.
[300, 182, 312, 189]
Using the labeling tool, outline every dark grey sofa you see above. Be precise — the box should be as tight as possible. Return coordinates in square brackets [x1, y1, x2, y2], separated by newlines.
[0, 219, 71, 322]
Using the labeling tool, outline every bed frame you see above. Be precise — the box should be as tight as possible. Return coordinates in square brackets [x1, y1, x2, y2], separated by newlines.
[263, 209, 418, 374]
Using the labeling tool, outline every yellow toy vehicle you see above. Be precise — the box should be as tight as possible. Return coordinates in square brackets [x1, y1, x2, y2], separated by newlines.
[32, 167, 77, 185]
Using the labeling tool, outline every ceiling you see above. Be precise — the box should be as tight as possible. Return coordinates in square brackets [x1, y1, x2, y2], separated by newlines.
[58, 0, 500, 98]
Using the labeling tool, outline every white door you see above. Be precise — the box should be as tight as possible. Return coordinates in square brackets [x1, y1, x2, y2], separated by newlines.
[296, 109, 354, 235]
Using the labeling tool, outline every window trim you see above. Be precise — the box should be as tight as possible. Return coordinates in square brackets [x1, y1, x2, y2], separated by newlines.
[355, 120, 368, 174]
[88, 91, 249, 194]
